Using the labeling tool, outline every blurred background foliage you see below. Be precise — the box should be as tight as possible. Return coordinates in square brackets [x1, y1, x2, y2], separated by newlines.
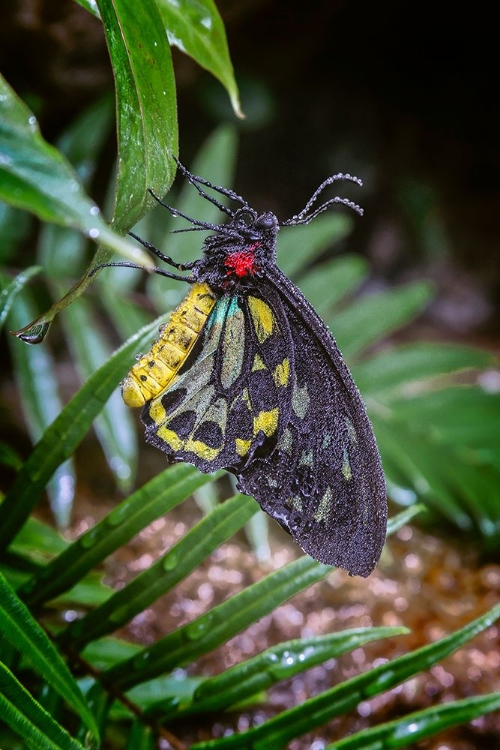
[0, 1, 499, 749]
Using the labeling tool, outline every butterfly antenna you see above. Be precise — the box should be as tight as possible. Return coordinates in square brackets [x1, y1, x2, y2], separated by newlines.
[88, 261, 195, 283]
[281, 173, 363, 226]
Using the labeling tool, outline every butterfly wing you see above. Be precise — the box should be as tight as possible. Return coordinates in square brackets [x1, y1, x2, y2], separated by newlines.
[235, 271, 387, 576]
[142, 290, 295, 474]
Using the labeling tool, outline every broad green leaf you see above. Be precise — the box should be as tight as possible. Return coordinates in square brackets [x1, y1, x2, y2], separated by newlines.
[0, 77, 152, 344]
[189, 603, 500, 749]
[0, 317, 164, 549]
[298, 254, 368, 317]
[96, 0, 177, 230]
[0, 573, 99, 743]
[62, 493, 258, 649]
[332, 281, 435, 359]
[326, 693, 500, 749]
[0, 73, 149, 271]
[0, 662, 85, 750]
[156, 0, 242, 118]
[278, 214, 353, 278]
[75, 0, 241, 117]
[353, 341, 495, 397]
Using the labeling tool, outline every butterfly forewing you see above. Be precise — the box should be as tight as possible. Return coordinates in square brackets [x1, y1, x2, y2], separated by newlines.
[143, 290, 294, 474]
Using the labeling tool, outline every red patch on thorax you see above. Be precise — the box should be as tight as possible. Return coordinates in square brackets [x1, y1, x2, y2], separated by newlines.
[225, 243, 260, 277]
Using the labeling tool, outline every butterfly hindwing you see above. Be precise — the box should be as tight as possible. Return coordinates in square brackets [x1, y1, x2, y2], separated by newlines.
[235, 272, 387, 576]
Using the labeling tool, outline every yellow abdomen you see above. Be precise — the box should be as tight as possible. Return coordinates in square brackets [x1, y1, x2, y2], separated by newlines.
[121, 282, 218, 407]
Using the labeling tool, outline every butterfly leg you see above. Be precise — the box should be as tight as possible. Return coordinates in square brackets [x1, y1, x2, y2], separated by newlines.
[128, 231, 196, 270]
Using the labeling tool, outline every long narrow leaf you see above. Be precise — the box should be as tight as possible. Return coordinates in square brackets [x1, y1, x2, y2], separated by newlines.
[20, 464, 214, 609]
[188, 603, 500, 749]
[59, 292, 137, 491]
[62, 493, 258, 649]
[332, 281, 434, 359]
[298, 254, 368, 317]
[277, 214, 353, 278]
[326, 693, 500, 749]
[125, 721, 155, 750]
[150, 627, 408, 721]
[353, 342, 495, 397]
[0, 317, 164, 549]
[5, 282, 76, 528]
[100, 506, 421, 692]
[0, 266, 41, 331]
[102, 556, 332, 691]
[0, 574, 99, 743]
[0, 663, 85, 750]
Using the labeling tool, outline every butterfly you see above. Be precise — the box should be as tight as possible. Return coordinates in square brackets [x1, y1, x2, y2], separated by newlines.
[102, 159, 387, 576]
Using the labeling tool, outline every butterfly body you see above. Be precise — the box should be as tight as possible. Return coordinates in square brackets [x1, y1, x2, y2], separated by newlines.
[120, 170, 387, 576]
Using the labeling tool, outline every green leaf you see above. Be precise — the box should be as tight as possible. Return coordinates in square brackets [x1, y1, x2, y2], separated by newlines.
[75, 0, 240, 117]
[0, 267, 41, 332]
[298, 254, 368, 317]
[0, 316, 165, 549]
[0, 73, 153, 345]
[125, 721, 155, 750]
[0, 74, 148, 264]
[3, 280, 76, 528]
[277, 214, 354, 278]
[0, 573, 99, 743]
[156, 0, 242, 118]
[19, 465, 215, 610]
[9, 517, 69, 565]
[372, 414, 474, 529]
[326, 693, 500, 749]
[390, 385, 500, 463]
[189, 603, 500, 749]
[354, 341, 495, 397]
[102, 556, 332, 691]
[96, 0, 178, 230]
[153, 627, 407, 721]
[0, 662, 86, 750]
[61, 493, 258, 649]
[59, 293, 138, 492]
[333, 281, 435, 360]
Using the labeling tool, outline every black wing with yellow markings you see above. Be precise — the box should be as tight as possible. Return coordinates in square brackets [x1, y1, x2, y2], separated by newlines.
[142, 290, 295, 475]
[236, 272, 387, 577]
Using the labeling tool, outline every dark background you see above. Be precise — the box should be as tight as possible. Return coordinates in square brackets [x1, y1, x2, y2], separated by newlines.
[1, 0, 499, 345]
